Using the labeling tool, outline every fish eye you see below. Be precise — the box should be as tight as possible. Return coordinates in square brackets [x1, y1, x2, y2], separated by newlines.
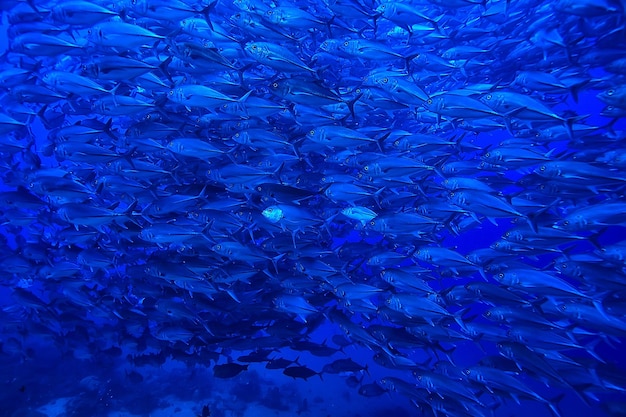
[607, 89, 614, 95]
[463, 369, 470, 375]
[364, 165, 369, 171]
[215, 245, 221, 250]
[370, 220, 375, 226]
[485, 310, 491, 316]
[560, 304, 567, 311]
[426, 99, 432, 104]
[561, 263, 567, 268]
[485, 94, 492, 100]
[272, 82, 278, 88]
[382, 77, 388, 83]
[563, 220, 569, 225]
[168, 90, 174, 95]
[498, 273, 504, 278]
[417, 375, 422, 381]
[267, 10, 272, 14]
[252, 44, 257, 49]
[380, 4, 385, 9]
[344, 41, 349, 46]
[485, 152, 490, 157]
[539, 165, 545, 171]
[235, 13, 241, 18]
[309, 130, 315, 135]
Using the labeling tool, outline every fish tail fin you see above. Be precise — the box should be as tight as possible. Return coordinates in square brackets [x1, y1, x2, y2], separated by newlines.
[443, 214, 460, 236]
[569, 80, 587, 103]
[584, 337, 606, 364]
[325, 15, 335, 38]
[501, 108, 525, 135]
[345, 92, 363, 120]
[200, 220, 216, 244]
[592, 294, 613, 323]
[26, 0, 41, 13]
[158, 55, 173, 82]
[371, 13, 381, 38]
[525, 213, 539, 234]
[404, 52, 419, 72]
[431, 157, 448, 179]
[273, 161, 285, 183]
[236, 63, 253, 87]
[37, 104, 52, 129]
[124, 200, 139, 220]
[587, 229, 603, 249]
[238, 90, 252, 104]
[271, 253, 286, 275]
[376, 131, 390, 152]
[546, 393, 565, 417]
[564, 116, 577, 140]
[104, 118, 117, 140]
[121, 146, 137, 169]
[453, 311, 466, 332]
[201, 0, 218, 30]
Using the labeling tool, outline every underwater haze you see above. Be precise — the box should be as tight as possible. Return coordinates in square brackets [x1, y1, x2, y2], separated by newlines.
[1, 0, 626, 416]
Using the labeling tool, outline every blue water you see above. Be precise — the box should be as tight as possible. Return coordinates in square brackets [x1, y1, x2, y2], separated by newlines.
[1, 1, 626, 416]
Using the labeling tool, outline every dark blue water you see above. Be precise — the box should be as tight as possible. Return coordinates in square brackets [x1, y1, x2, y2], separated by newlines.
[1, 1, 626, 417]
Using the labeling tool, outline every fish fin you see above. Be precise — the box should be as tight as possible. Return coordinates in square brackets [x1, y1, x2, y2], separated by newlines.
[547, 393, 565, 417]
[238, 90, 252, 103]
[486, 217, 499, 226]
[158, 55, 173, 82]
[200, 0, 218, 30]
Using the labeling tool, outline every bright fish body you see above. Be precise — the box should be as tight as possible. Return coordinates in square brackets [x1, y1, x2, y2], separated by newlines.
[245, 42, 316, 73]
[50, 1, 118, 25]
[88, 21, 165, 49]
[168, 84, 240, 108]
[42, 71, 111, 95]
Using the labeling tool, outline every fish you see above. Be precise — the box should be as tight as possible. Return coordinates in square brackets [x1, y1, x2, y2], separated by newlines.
[213, 363, 249, 378]
[282, 365, 323, 381]
[0, 0, 624, 416]
[322, 358, 369, 375]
